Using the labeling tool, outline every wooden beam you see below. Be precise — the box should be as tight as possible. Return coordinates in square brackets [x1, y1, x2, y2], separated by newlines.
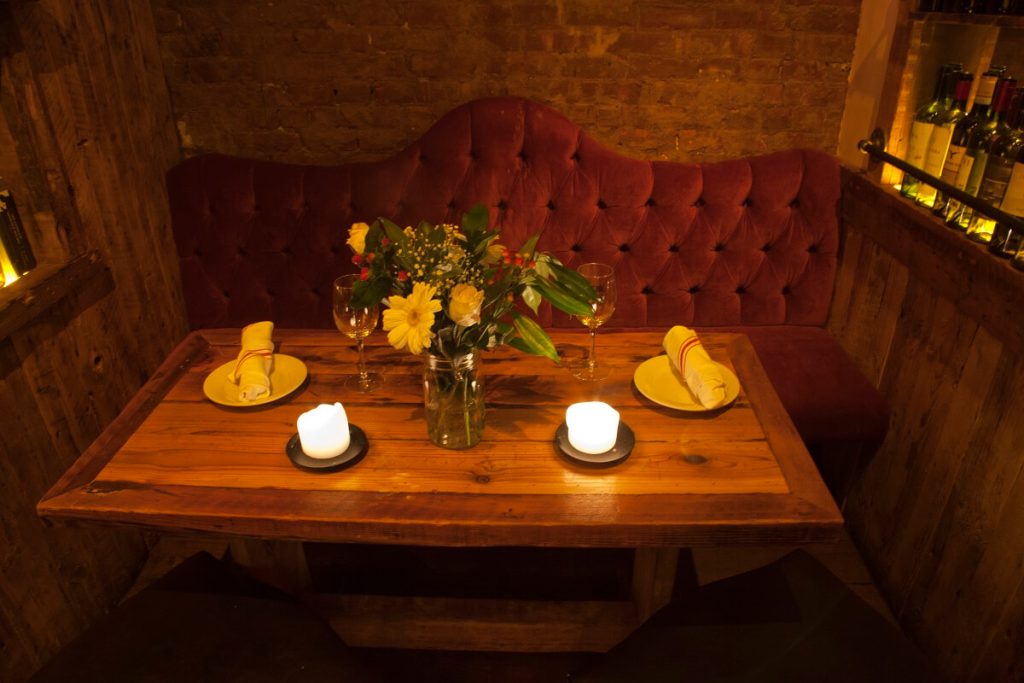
[0, 251, 109, 342]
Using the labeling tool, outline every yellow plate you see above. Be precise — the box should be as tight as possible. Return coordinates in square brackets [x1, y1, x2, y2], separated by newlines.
[633, 354, 740, 411]
[202, 354, 308, 407]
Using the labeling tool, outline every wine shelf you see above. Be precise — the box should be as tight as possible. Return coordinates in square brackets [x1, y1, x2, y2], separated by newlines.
[0, 251, 109, 341]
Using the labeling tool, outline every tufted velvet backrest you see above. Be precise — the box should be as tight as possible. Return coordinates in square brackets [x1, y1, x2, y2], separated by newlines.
[168, 97, 839, 330]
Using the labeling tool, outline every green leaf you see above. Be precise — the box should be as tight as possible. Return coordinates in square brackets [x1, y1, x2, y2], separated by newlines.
[352, 277, 389, 308]
[548, 261, 597, 301]
[533, 254, 553, 279]
[521, 285, 541, 314]
[511, 312, 559, 363]
[532, 277, 593, 317]
[461, 203, 490, 239]
[381, 219, 407, 250]
[518, 232, 541, 258]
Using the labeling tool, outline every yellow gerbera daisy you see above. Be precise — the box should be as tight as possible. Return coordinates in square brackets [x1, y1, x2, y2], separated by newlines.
[383, 282, 442, 354]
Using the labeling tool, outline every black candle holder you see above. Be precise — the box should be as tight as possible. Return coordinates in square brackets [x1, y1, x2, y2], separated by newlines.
[554, 421, 634, 467]
[286, 424, 368, 473]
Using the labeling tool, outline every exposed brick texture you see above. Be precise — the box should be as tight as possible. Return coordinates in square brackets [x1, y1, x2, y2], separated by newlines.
[151, 0, 860, 164]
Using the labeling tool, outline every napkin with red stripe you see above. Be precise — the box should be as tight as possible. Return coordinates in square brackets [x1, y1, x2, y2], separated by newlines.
[662, 325, 727, 409]
[227, 321, 275, 401]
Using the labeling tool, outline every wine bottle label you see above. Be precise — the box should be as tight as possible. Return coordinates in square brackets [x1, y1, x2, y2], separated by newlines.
[941, 144, 967, 184]
[923, 125, 955, 176]
[952, 151, 975, 189]
[977, 155, 1015, 205]
[906, 121, 935, 167]
[1000, 162, 1024, 217]
[975, 75, 998, 106]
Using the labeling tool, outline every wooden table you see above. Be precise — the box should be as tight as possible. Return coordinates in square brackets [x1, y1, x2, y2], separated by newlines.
[39, 329, 841, 651]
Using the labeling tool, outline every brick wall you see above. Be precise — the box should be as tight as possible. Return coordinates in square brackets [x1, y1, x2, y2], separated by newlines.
[151, 0, 861, 165]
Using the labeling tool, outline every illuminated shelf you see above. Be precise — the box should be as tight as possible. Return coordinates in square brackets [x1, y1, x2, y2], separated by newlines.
[0, 251, 109, 341]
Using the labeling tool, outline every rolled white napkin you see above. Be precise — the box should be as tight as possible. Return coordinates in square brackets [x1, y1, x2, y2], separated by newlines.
[662, 325, 727, 409]
[227, 321, 275, 401]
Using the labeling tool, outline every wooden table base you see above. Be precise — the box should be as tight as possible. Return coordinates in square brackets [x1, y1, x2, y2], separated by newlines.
[231, 540, 678, 652]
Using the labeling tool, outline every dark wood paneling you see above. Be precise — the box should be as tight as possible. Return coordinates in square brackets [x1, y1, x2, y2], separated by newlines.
[831, 168, 1024, 682]
[0, 1, 186, 681]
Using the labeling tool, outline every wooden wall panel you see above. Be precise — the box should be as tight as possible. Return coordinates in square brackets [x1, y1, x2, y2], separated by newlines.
[834, 168, 1024, 681]
[0, 1, 186, 681]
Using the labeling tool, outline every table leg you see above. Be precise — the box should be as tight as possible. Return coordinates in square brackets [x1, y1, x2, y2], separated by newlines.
[632, 548, 679, 621]
[229, 539, 311, 594]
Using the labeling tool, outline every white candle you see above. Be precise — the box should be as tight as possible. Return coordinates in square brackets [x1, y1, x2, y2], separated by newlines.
[566, 402, 619, 454]
[297, 403, 351, 459]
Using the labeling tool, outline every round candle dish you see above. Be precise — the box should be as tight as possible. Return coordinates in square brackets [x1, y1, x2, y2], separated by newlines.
[554, 422, 634, 467]
[286, 425, 368, 472]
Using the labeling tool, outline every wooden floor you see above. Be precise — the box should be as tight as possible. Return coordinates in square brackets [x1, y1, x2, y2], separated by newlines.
[128, 533, 894, 682]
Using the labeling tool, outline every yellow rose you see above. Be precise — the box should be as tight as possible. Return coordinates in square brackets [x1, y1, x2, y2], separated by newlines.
[347, 222, 369, 254]
[483, 241, 505, 265]
[448, 284, 484, 327]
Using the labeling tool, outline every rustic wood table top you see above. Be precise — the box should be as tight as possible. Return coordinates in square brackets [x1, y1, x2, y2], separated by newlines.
[38, 329, 841, 547]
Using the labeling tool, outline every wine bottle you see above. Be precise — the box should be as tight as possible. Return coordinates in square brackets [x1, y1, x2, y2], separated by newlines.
[935, 69, 1000, 217]
[0, 180, 36, 283]
[986, 105, 1024, 255]
[918, 71, 971, 208]
[901, 63, 963, 200]
[966, 88, 1023, 243]
[947, 76, 1018, 230]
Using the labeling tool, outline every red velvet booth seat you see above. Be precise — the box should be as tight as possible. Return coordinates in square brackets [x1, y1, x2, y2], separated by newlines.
[166, 97, 887, 496]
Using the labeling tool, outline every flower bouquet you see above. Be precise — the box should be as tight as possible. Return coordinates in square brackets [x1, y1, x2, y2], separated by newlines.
[346, 204, 595, 448]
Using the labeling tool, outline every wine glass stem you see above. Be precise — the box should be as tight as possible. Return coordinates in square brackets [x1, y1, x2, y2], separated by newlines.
[356, 338, 368, 385]
[588, 327, 597, 371]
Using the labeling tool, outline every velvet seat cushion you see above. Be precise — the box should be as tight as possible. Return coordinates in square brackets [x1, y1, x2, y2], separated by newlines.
[725, 326, 889, 449]
[571, 550, 936, 683]
[31, 552, 376, 682]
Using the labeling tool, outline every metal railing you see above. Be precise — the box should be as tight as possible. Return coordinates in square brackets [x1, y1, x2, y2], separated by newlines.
[857, 128, 1024, 235]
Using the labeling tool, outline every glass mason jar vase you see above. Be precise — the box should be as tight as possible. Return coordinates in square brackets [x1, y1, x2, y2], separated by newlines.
[422, 351, 484, 449]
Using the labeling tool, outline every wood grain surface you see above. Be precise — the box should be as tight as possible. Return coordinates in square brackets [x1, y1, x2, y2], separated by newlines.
[833, 168, 1024, 682]
[1, 2, 186, 680]
[39, 329, 841, 548]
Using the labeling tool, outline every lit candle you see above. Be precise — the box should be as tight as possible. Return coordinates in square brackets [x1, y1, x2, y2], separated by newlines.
[297, 403, 351, 459]
[566, 402, 619, 454]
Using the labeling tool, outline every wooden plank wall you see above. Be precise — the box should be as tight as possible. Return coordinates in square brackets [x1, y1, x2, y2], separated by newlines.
[831, 168, 1024, 682]
[0, 2, 186, 681]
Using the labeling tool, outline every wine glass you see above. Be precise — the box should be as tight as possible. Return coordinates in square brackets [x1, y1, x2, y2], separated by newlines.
[573, 262, 616, 381]
[333, 274, 382, 392]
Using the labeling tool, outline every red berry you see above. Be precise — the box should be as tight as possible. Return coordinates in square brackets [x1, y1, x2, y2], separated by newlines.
[359, 268, 369, 281]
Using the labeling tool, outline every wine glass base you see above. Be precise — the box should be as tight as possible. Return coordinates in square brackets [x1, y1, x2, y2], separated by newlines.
[345, 373, 383, 393]
[571, 364, 611, 382]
